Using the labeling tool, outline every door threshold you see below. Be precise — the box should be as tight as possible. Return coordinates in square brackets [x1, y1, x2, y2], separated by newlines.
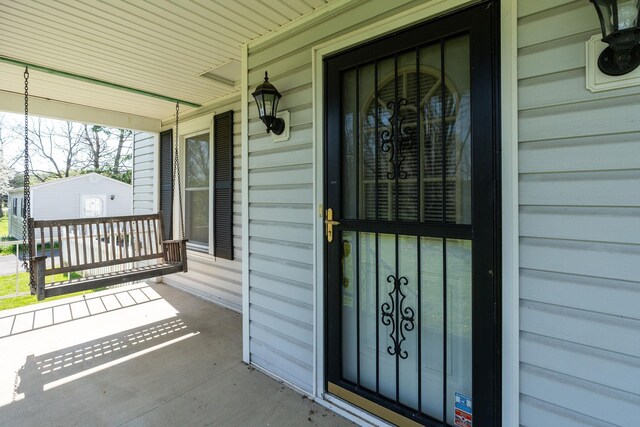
[326, 383, 424, 427]
[318, 391, 395, 427]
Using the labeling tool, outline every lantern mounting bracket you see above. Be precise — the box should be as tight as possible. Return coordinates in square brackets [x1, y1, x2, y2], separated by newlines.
[598, 43, 640, 76]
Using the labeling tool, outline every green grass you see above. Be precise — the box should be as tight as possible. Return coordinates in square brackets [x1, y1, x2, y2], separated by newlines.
[0, 216, 8, 238]
[0, 241, 59, 256]
[0, 271, 99, 311]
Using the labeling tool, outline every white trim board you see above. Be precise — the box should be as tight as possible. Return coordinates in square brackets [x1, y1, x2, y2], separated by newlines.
[0, 90, 160, 132]
[500, 0, 520, 425]
[311, 0, 519, 425]
[241, 42, 251, 364]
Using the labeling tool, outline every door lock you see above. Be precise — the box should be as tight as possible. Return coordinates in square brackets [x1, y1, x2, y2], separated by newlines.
[324, 208, 340, 243]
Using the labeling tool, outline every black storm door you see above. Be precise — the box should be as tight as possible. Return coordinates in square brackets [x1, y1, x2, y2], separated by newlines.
[324, 3, 500, 426]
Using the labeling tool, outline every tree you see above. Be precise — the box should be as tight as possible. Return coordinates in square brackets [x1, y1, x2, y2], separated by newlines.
[14, 118, 86, 182]
[4, 115, 133, 189]
[113, 128, 132, 175]
[0, 115, 16, 218]
[81, 125, 132, 183]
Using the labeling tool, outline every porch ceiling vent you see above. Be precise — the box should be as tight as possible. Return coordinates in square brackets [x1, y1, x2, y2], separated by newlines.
[198, 59, 241, 87]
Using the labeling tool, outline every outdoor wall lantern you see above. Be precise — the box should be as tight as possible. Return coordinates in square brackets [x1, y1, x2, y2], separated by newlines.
[591, 0, 640, 75]
[251, 71, 285, 135]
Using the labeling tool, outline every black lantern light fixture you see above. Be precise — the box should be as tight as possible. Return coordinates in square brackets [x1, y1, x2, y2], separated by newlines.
[251, 71, 285, 135]
[591, 0, 640, 75]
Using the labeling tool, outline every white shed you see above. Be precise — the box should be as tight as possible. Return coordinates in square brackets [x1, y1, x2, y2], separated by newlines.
[8, 173, 132, 240]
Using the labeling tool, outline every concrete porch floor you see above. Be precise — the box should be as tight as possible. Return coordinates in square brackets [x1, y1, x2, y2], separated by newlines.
[0, 283, 354, 427]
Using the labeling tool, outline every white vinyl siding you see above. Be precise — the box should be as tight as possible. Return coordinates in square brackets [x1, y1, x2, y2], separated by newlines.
[160, 97, 243, 312]
[518, 1, 640, 425]
[246, 0, 437, 394]
[30, 175, 132, 220]
[132, 131, 157, 215]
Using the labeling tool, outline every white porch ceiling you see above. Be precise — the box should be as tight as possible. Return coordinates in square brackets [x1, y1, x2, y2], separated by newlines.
[0, 0, 332, 121]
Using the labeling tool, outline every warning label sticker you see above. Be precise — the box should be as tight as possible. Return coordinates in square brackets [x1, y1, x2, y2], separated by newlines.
[454, 392, 472, 427]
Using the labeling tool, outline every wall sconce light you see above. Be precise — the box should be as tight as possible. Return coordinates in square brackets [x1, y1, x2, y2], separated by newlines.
[251, 71, 285, 135]
[110, 195, 115, 200]
[591, 0, 640, 75]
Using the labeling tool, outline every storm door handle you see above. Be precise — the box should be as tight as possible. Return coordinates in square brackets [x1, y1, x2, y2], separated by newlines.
[324, 208, 340, 243]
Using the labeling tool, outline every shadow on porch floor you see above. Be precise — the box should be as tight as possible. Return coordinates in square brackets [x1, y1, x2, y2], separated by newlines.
[0, 283, 354, 426]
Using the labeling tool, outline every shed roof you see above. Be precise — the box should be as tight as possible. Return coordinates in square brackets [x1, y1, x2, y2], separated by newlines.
[9, 172, 131, 194]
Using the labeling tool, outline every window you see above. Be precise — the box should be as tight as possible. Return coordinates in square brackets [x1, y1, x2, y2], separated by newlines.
[185, 132, 210, 248]
[178, 111, 234, 259]
[12, 198, 17, 216]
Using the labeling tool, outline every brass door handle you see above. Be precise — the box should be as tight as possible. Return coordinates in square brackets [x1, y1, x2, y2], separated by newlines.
[324, 208, 340, 243]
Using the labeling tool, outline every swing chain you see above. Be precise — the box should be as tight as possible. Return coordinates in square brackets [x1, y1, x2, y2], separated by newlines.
[22, 67, 34, 292]
[172, 102, 185, 239]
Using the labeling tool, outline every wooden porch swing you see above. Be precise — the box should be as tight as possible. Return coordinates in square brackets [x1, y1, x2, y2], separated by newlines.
[20, 68, 188, 301]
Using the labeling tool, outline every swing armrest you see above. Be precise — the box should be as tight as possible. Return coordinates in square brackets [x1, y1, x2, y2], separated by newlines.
[162, 240, 188, 272]
[32, 256, 47, 301]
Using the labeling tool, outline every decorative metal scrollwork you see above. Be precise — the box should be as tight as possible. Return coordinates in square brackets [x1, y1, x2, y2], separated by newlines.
[380, 274, 415, 359]
[379, 98, 416, 180]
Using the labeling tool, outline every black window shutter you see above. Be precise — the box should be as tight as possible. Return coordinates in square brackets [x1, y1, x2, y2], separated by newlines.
[213, 111, 234, 260]
[159, 129, 173, 240]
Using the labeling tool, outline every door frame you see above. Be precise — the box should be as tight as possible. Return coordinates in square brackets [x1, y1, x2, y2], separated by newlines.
[310, 0, 520, 425]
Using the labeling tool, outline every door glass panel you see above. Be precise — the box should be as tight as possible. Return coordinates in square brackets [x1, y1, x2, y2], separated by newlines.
[342, 230, 358, 382]
[445, 35, 471, 224]
[397, 52, 419, 222]
[419, 237, 473, 423]
[397, 235, 418, 407]
[445, 238, 472, 424]
[358, 232, 377, 391]
[374, 57, 395, 221]
[342, 70, 357, 219]
[360, 63, 377, 221]
[420, 237, 444, 420]
[420, 43, 444, 222]
[377, 232, 396, 400]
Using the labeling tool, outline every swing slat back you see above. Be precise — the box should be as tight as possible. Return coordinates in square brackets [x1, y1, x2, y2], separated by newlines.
[29, 212, 187, 300]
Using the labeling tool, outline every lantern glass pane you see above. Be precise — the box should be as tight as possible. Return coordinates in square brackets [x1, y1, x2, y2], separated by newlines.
[263, 93, 276, 117]
[272, 95, 280, 117]
[618, 0, 639, 29]
[253, 93, 266, 117]
[594, 0, 616, 35]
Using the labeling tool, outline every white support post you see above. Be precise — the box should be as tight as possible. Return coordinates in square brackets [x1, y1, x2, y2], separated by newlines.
[15, 242, 19, 295]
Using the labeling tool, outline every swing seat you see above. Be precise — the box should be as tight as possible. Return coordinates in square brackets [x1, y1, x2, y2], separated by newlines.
[29, 213, 187, 301]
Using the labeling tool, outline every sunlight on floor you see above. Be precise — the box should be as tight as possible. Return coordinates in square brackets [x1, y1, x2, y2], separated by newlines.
[42, 330, 199, 391]
[0, 283, 183, 408]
